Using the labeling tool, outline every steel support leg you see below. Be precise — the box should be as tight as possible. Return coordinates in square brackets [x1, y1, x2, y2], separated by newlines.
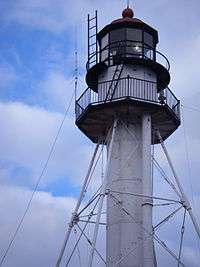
[55, 143, 100, 267]
[88, 120, 117, 267]
[157, 130, 200, 239]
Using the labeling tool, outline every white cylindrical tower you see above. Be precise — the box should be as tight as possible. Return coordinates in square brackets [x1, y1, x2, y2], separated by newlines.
[142, 114, 154, 267]
[106, 118, 144, 266]
[75, 5, 181, 267]
[106, 115, 155, 267]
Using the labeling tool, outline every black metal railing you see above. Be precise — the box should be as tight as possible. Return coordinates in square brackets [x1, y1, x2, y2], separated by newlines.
[86, 40, 170, 71]
[98, 77, 157, 103]
[75, 77, 180, 120]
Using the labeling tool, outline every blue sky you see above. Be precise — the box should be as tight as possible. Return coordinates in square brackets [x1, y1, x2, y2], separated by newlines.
[0, 0, 200, 266]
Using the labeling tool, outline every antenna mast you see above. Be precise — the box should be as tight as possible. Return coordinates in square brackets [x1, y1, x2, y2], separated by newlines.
[127, 0, 130, 8]
[74, 26, 78, 102]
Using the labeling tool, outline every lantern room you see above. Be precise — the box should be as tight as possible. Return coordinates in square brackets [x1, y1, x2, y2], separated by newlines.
[98, 7, 158, 65]
[86, 7, 170, 92]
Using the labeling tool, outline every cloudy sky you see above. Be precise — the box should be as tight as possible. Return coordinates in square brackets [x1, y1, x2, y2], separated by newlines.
[0, 0, 200, 266]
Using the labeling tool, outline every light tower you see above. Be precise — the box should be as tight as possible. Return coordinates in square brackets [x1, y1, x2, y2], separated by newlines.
[56, 5, 200, 267]
[76, 6, 180, 267]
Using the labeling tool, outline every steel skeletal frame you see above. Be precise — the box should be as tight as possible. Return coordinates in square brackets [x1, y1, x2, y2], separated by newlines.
[55, 120, 200, 267]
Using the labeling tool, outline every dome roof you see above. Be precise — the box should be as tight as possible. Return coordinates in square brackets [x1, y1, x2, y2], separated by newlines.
[122, 7, 134, 18]
[111, 7, 144, 25]
[97, 7, 159, 44]
[111, 17, 144, 24]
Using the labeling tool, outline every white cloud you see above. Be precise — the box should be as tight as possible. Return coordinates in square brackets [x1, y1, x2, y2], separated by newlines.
[38, 71, 74, 111]
[0, 0, 125, 33]
[2, 0, 69, 33]
[0, 101, 92, 188]
[0, 184, 77, 267]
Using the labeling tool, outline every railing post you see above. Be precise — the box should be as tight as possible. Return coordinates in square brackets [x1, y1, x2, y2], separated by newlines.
[165, 89, 167, 104]
[127, 75, 130, 97]
[90, 88, 92, 104]
[178, 100, 181, 118]
[75, 100, 77, 118]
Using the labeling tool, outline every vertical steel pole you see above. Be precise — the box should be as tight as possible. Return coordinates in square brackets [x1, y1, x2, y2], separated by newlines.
[87, 14, 90, 66]
[55, 144, 100, 267]
[127, 0, 130, 8]
[178, 209, 186, 267]
[142, 114, 155, 267]
[88, 120, 117, 267]
[95, 10, 98, 65]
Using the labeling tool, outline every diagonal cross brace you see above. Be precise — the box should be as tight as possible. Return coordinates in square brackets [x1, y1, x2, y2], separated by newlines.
[157, 130, 200, 240]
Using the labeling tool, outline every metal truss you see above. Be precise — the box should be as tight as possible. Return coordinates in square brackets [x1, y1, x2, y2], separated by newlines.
[55, 122, 200, 267]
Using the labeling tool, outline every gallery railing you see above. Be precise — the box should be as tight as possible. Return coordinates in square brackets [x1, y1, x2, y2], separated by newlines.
[86, 40, 170, 71]
[75, 77, 180, 120]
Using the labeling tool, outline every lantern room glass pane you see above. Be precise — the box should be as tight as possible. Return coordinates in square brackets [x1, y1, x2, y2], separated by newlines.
[144, 45, 154, 59]
[127, 28, 142, 42]
[110, 29, 126, 43]
[101, 34, 108, 49]
[110, 29, 126, 61]
[101, 49, 109, 62]
[126, 29, 142, 58]
[144, 32, 154, 48]
[126, 41, 143, 58]
[101, 34, 109, 62]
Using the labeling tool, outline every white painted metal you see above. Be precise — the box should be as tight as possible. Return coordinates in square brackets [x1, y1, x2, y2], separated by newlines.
[88, 120, 117, 267]
[76, 224, 106, 264]
[108, 190, 180, 203]
[109, 193, 185, 267]
[178, 209, 186, 267]
[98, 65, 157, 102]
[157, 131, 200, 239]
[55, 144, 100, 267]
[105, 115, 156, 267]
[142, 114, 155, 267]
[98, 65, 157, 83]
[106, 118, 146, 267]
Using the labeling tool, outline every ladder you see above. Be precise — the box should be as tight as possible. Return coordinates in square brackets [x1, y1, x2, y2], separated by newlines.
[88, 11, 98, 69]
[104, 64, 124, 102]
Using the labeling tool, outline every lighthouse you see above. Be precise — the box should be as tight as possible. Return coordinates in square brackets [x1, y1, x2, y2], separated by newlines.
[55, 5, 193, 267]
[75, 6, 180, 267]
